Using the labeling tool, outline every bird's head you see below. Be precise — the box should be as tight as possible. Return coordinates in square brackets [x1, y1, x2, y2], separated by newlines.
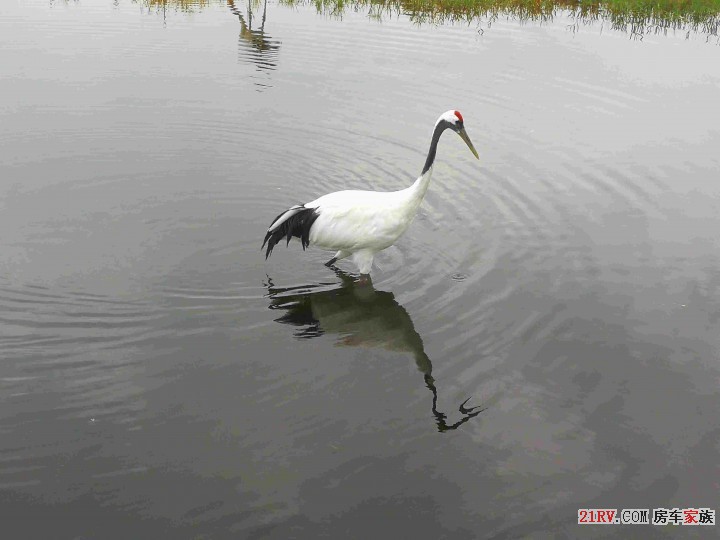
[438, 110, 479, 160]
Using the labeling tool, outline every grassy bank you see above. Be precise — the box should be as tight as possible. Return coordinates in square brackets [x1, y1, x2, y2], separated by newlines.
[142, 0, 720, 36]
[285, 0, 720, 36]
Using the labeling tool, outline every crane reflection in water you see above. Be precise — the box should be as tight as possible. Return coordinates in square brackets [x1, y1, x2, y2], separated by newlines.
[227, 0, 280, 89]
[265, 270, 485, 432]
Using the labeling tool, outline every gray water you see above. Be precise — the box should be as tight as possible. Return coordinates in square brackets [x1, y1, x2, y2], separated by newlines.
[2, 0, 720, 538]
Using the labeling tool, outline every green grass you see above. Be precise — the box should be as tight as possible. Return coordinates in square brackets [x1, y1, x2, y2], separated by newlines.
[142, 0, 720, 37]
[281, 0, 720, 36]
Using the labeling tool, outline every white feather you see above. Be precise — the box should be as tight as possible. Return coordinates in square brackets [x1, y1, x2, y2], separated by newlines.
[306, 177, 427, 256]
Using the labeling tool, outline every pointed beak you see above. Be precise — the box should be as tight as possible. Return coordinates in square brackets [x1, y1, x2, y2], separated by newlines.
[458, 127, 479, 160]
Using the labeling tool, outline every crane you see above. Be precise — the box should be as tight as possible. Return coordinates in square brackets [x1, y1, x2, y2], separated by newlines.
[262, 110, 479, 275]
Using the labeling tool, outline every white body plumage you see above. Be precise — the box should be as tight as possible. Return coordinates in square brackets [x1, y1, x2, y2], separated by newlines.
[303, 179, 427, 273]
[262, 110, 479, 275]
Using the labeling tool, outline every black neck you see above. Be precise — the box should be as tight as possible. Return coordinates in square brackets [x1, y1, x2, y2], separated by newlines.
[422, 120, 449, 176]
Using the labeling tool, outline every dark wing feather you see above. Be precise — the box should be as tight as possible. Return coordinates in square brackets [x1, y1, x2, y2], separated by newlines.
[262, 206, 320, 259]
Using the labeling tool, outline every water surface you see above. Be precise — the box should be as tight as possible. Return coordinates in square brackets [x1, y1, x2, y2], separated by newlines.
[1, 0, 720, 537]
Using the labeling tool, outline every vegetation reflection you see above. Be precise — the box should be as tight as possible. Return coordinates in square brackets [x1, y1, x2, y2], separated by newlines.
[142, 0, 280, 80]
[228, 0, 280, 75]
[139, 0, 720, 38]
[265, 270, 485, 433]
[291, 0, 720, 38]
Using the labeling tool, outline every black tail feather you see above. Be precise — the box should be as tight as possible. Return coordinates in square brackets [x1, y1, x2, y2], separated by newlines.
[262, 206, 320, 259]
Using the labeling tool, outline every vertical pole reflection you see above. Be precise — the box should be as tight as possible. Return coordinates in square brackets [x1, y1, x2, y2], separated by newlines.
[265, 270, 485, 432]
[227, 0, 280, 89]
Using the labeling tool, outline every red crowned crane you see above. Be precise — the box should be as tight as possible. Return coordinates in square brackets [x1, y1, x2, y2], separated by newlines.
[263, 110, 479, 275]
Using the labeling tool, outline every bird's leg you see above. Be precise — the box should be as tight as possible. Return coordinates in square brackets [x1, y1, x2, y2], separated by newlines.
[325, 250, 349, 267]
[351, 250, 375, 275]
